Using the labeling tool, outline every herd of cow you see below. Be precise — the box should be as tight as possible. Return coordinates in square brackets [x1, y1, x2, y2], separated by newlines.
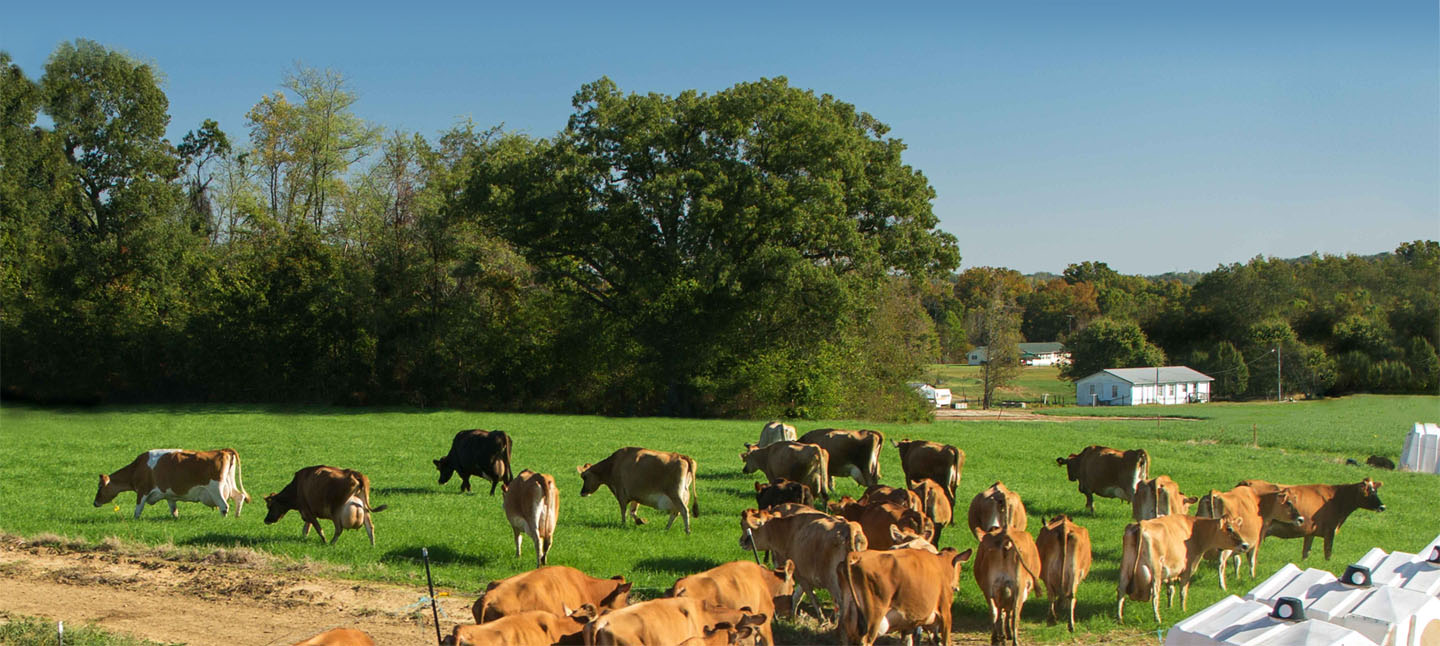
[88, 423, 1389, 646]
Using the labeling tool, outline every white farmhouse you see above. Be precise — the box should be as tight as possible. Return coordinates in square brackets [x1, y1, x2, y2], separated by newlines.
[1075, 366, 1213, 406]
[968, 342, 1070, 367]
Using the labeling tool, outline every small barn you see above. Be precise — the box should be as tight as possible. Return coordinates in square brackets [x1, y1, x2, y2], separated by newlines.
[1074, 366, 1213, 406]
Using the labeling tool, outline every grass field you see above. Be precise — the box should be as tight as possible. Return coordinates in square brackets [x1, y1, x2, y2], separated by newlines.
[1, 395, 1437, 644]
[0, 613, 174, 646]
[924, 364, 1074, 405]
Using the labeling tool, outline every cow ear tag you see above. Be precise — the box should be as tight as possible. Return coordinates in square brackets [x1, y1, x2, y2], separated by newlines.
[1270, 597, 1305, 621]
[1341, 564, 1372, 587]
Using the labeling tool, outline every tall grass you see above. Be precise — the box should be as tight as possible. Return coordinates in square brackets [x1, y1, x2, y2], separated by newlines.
[1, 396, 1435, 643]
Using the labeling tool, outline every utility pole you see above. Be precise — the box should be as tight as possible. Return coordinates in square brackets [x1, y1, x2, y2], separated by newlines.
[1276, 341, 1283, 402]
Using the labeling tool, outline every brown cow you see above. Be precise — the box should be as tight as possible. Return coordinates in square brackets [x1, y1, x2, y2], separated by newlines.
[472, 566, 632, 623]
[1036, 515, 1092, 631]
[1131, 475, 1190, 521]
[910, 479, 954, 546]
[754, 479, 814, 510]
[676, 619, 766, 646]
[829, 497, 934, 550]
[739, 507, 867, 622]
[797, 428, 884, 489]
[262, 466, 386, 545]
[1057, 445, 1150, 512]
[975, 528, 1042, 646]
[968, 481, 1028, 540]
[584, 597, 765, 646]
[669, 560, 795, 646]
[503, 469, 559, 567]
[578, 447, 699, 534]
[292, 628, 374, 646]
[1116, 514, 1249, 623]
[94, 448, 249, 519]
[858, 485, 923, 511]
[892, 438, 964, 505]
[839, 546, 973, 646]
[1194, 483, 1305, 589]
[1236, 478, 1382, 561]
[740, 441, 830, 499]
[443, 607, 594, 646]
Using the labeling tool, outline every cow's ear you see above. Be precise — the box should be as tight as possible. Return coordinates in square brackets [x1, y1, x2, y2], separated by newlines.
[500, 482, 509, 493]
[98, 474, 108, 486]
[570, 604, 597, 622]
[1184, 496, 1199, 505]
[1055, 457, 1067, 466]
[954, 548, 974, 565]
[1372, 480, 1383, 490]
[1231, 517, 1244, 527]
[754, 482, 765, 492]
[576, 463, 590, 475]
[432, 459, 442, 468]
[740, 613, 767, 627]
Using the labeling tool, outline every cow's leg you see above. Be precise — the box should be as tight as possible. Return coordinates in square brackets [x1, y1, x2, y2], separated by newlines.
[1301, 535, 1314, 560]
[1217, 550, 1229, 590]
[1249, 544, 1259, 577]
[328, 519, 345, 545]
[1068, 594, 1078, 631]
[1084, 490, 1095, 513]
[988, 598, 1002, 645]
[167, 499, 179, 518]
[1047, 596, 1058, 626]
[626, 501, 647, 525]
[1181, 579, 1191, 611]
[460, 474, 472, 493]
[1116, 590, 1125, 623]
[311, 521, 328, 543]
[133, 500, 147, 519]
[489, 477, 500, 496]
[1151, 578, 1163, 622]
[512, 527, 524, 558]
[1323, 531, 1335, 560]
[363, 513, 375, 546]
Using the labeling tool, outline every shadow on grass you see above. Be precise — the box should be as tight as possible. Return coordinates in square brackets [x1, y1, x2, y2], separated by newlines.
[633, 555, 723, 574]
[176, 532, 310, 548]
[383, 544, 491, 568]
[373, 486, 434, 496]
[698, 470, 751, 482]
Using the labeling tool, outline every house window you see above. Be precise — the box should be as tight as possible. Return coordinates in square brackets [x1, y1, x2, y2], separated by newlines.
[1111, 385, 1118, 398]
[1089, 384, 1095, 395]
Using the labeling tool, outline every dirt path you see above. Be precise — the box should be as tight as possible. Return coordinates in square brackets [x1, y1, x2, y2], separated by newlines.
[0, 536, 472, 645]
[936, 407, 1198, 422]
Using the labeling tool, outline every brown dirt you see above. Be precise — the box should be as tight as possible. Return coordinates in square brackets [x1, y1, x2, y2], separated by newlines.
[0, 535, 472, 645]
[935, 407, 1198, 423]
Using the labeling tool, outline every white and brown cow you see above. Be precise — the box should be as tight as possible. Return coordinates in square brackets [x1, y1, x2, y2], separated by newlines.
[797, 428, 884, 489]
[503, 469, 559, 567]
[1117, 514, 1249, 623]
[578, 447, 699, 534]
[838, 546, 973, 646]
[94, 448, 250, 519]
[740, 441, 830, 500]
[739, 507, 867, 622]
[975, 528, 1042, 646]
[968, 481, 1028, 541]
[1036, 515, 1092, 632]
[1057, 445, 1150, 512]
[263, 465, 387, 545]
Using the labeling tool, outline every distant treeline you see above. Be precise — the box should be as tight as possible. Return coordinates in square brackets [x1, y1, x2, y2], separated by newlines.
[2, 42, 1435, 420]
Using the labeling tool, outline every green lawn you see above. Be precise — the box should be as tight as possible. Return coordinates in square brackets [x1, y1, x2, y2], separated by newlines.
[1, 396, 1435, 644]
[924, 364, 1075, 405]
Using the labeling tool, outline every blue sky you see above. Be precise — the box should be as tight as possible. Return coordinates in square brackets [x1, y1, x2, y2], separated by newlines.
[6, 1, 1436, 274]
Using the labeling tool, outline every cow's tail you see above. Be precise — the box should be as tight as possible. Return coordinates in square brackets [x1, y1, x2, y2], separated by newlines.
[867, 433, 883, 486]
[1126, 524, 1154, 601]
[685, 456, 699, 518]
[350, 473, 388, 514]
[498, 431, 515, 483]
[947, 447, 962, 506]
[227, 449, 250, 504]
[1059, 521, 1071, 598]
[843, 552, 866, 641]
[815, 450, 831, 500]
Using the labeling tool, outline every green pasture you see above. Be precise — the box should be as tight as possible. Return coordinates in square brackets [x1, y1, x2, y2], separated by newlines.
[1, 395, 1436, 644]
[924, 364, 1074, 405]
[0, 613, 175, 646]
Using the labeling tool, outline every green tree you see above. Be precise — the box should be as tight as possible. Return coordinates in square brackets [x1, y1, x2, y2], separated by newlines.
[968, 287, 1022, 409]
[465, 77, 959, 416]
[1060, 318, 1166, 381]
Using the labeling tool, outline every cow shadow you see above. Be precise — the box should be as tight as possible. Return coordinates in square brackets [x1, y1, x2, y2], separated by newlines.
[698, 471, 750, 482]
[177, 532, 308, 548]
[382, 544, 491, 568]
[373, 486, 433, 496]
[633, 556, 723, 574]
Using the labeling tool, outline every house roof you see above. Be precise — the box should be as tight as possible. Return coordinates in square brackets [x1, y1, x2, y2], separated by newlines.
[1083, 366, 1214, 385]
[970, 342, 1067, 359]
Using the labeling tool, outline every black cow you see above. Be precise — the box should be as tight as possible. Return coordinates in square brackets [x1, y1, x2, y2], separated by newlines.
[755, 479, 815, 510]
[434, 429, 514, 494]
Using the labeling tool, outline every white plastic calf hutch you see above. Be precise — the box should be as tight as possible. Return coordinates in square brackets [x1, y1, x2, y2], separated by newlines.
[1354, 546, 1440, 597]
[1400, 423, 1440, 474]
[1165, 595, 1379, 646]
[1244, 561, 1440, 646]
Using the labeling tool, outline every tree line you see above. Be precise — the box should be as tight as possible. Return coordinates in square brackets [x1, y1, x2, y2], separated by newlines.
[2, 41, 1434, 420]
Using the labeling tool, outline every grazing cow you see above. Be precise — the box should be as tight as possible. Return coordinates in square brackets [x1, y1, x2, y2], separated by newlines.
[578, 447, 699, 534]
[292, 628, 374, 646]
[975, 528, 1042, 646]
[1057, 445, 1150, 512]
[829, 497, 934, 551]
[858, 484, 923, 512]
[263, 466, 386, 545]
[968, 482, 1028, 540]
[443, 607, 594, 646]
[669, 560, 795, 646]
[1235, 478, 1384, 561]
[1116, 514, 1249, 623]
[909, 479, 954, 546]
[740, 441, 830, 499]
[472, 566, 631, 623]
[1036, 515, 1092, 631]
[892, 439, 964, 505]
[1193, 483, 1305, 589]
[797, 428, 884, 489]
[838, 546, 973, 646]
[503, 469, 559, 567]
[584, 597, 765, 646]
[434, 429, 514, 495]
[94, 448, 249, 519]
[758, 421, 797, 447]
[754, 479, 814, 511]
[739, 507, 867, 622]
[1131, 475, 1190, 521]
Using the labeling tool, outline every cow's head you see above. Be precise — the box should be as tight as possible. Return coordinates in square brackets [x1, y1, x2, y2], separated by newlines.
[1359, 478, 1385, 511]
[1218, 517, 1250, 553]
[1056, 455, 1079, 481]
[262, 492, 291, 524]
[738, 508, 777, 551]
[93, 474, 123, 507]
[942, 547, 974, 592]
[739, 445, 760, 474]
[599, 576, 632, 610]
[576, 463, 601, 496]
[1274, 490, 1305, 526]
[433, 456, 454, 485]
